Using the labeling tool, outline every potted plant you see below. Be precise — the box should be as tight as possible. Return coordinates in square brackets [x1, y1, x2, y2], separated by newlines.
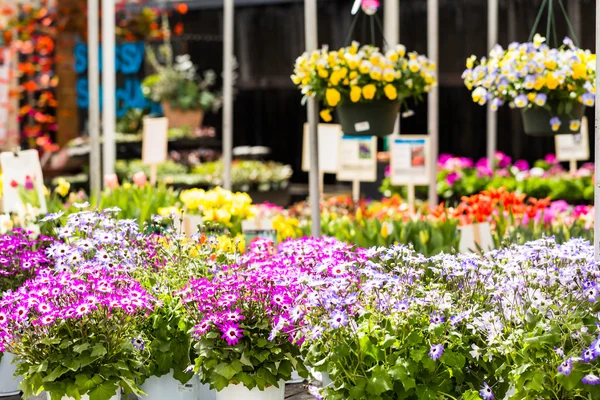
[136, 221, 240, 400]
[179, 239, 308, 400]
[292, 41, 436, 136]
[463, 35, 596, 136]
[0, 230, 54, 396]
[142, 16, 221, 129]
[0, 267, 156, 400]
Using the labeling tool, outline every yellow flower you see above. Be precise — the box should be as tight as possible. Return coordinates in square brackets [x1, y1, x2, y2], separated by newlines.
[527, 92, 537, 102]
[533, 33, 545, 48]
[318, 69, 329, 78]
[572, 62, 587, 80]
[534, 76, 545, 90]
[320, 109, 333, 122]
[291, 75, 302, 85]
[381, 223, 388, 239]
[396, 44, 406, 57]
[350, 86, 362, 102]
[408, 60, 420, 73]
[326, 88, 341, 107]
[158, 206, 179, 216]
[570, 119, 581, 131]
[359, 61, 372, 74]
[349, 71, 358, 80]
[383, 69, 395, 82]
[329, 70, 341, 86]
[370, 67, 382, 81]
[385, 50, 399, 62]
[54, 178, 70, 197]
[546, 72, 559, 90]
[384, 84, 397, 100]
[466, 55, 476, 69]
[370, 55, 380, 66]
[362, 84, 377, 100]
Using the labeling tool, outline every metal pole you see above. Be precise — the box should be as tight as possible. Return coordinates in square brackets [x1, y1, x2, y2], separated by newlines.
[487, 0, 498, 169]
[88, 0, 100, 201]
[594, 0, 600, 260]
[427, 0, 439, 207]
[384, 0, 400, 139]
[101, 0, 116, 177]
[222, 0, 234, 191]
[305, 0, 321, 238]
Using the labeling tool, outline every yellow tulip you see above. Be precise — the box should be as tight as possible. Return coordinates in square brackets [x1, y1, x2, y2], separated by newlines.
[384, 84, 398, 100]
[381, 223, 388, 239]
[326, 88, 341, 107]
[362, 84, 377, 100]
[350, 86, 362, 103]
[320, 109, 333, 122]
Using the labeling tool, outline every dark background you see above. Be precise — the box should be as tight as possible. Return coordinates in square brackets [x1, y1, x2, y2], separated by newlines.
[164, 0, 596, 183]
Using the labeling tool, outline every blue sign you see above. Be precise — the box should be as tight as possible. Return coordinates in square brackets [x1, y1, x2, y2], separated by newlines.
[74, 42, 161, 117]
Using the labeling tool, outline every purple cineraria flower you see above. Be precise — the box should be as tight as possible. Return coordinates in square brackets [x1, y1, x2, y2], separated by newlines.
[429, 344, 444, 360]
[585, 285, 598, 302]
[480, 382, 494, 400]
[582, 374, 600, 385]
[220, 322, 243, 346]
[132, 337, 145, 351]
[430, 312, 445, 325]
[308, 385, 324, 400]
[555, 347, 565, 357]
[329, 309, 348, 329]
[582, 347, 596, 362]
[558, 358, 573, 376]
[223, 308, 245, 322]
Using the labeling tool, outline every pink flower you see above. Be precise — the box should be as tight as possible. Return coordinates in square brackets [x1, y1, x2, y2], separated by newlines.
[545, 153, 558, 165]
[514, 160, 529, 171]
[104, 174, 119, 190]
[132, 171, 147, 187]
[446, 172, 461, 186]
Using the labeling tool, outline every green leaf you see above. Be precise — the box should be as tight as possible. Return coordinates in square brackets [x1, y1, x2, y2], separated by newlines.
[389, 365, 416, 391]
[90, 344, 107, 358]
[73, 343, 90, 353]
[214, 360, 243, 381]
[366, 366, 393, 395]
[278, 360, 293, 378]
[89, 382, 118, 400]
[43, 366, 68, 382]
[236, 372, 256, 390]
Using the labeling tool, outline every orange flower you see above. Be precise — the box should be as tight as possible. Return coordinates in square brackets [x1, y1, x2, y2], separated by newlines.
[175, 3, 189, 14]
[18, 63, 36, 75]
[0, 5, 14, 17]
[22, 80, 37, 92]
[19, 105, 32, 115]
[174, 22, 184, 36]
[35, 36, 54, 55]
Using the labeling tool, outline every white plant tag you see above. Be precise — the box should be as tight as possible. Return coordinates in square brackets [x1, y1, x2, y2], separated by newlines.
[354, 121, 370, 132]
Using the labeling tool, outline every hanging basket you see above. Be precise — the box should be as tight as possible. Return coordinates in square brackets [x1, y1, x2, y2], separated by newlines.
[521, 101, 585, 136]
[162, 102, 204, 130]
[336, 98, 400, 137]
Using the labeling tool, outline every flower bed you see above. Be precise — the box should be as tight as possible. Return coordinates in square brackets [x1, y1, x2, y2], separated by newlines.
[381, 152, 595, 204]
[0, 214, 599, 399]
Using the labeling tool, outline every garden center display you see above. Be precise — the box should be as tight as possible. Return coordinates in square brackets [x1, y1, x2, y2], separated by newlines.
[292, 41, 436, 136]
[463, 35, 596, 135]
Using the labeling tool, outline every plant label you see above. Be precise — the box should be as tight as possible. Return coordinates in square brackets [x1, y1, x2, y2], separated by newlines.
[390, 136, 430, 185]
[182, 214, 203, 237]
[242, 218, 277, 244]
[142, 117, 169, 165]
[0, 149, 47, 214]
[458, 222, 494, 254]
[336, 135, 377, 182]
[354, 121, 370, 132]
[302, 123, 342, 173]
[555, 116, 590, 162]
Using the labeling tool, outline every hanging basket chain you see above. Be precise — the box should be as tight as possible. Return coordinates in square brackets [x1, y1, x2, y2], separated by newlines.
[528, 0, 579, 47]
[343, 1, 388, 48]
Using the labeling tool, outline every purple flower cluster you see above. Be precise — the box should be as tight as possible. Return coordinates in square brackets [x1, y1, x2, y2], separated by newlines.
[180, 237, 362, 347]
[43, 210, 163, 273]
[0, 268, 156, 352]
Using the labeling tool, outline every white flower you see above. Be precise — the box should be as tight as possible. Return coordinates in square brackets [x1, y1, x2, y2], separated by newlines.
[470, 343, 482, 360]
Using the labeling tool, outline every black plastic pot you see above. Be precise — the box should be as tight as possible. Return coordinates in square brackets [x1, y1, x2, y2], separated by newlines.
[337, 98, 400, 137]
[521, 101, 585, 136]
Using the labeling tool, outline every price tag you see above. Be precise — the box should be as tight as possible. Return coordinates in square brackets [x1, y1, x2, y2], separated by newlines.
[390, 136, 430, 185]
[555, 116, 590, 162]
[354, 121, 370, 132]
[302, 123, 342, 173]
[336, 135, 377, 182]
[458, 222, 494, 254]
[0, 149, 47, 214]
[178, 383, 195, 393]
[142, 117, 168, 165]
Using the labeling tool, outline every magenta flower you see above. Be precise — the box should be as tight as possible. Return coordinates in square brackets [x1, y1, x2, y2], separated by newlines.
[514, 159, 529, 171]
[544, 153, 558, 165]
[220, 322, 243, 346]
[446, 172, 461, 186]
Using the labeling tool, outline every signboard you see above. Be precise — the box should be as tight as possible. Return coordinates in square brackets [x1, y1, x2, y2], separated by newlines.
[142, 117, 168, 165]
[390, 136, 430, 185]
[336, 135, 377, 182]
[0, 149, 47, 214]
[458, 222, 494, 254]
[555, 116, 590, 162]
[302, 123, 342, 173]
